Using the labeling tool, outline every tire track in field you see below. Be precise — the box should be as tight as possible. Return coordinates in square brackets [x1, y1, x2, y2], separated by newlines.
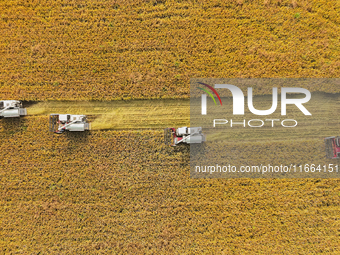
[21, 92, 340, 139]
[26, 99, 190, 130]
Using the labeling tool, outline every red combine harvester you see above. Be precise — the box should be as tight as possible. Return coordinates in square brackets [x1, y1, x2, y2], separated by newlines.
[164, 127, 205, 146]
[324, 137, 340, 159]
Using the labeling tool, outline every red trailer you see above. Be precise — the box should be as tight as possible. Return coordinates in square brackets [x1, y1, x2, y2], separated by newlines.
[324, 136, 340, 159]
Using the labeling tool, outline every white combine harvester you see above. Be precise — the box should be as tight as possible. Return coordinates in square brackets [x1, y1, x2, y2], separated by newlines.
[0, 100, 27, 118]
[49, 114, 90, 134]
[164, 127, 205, 146]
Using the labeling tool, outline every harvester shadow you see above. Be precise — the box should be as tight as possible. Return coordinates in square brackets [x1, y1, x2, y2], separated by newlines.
[64, 130, 90, 141]
[49, 131, 90, 156]
[172, 144, 190, 154]
[165, 143, 206, 167]
[21, 101, 39, 108]
[189, 143, 208, 165]
[64, 131, 90, 152]
[0, 117, 29, 135]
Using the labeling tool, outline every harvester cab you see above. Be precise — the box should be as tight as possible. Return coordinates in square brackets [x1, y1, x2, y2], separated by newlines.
[324, 136, 340, 159]
[164, 126, 205, 146]
[49, 114, 90, 134]
[0, 100, 27, 118]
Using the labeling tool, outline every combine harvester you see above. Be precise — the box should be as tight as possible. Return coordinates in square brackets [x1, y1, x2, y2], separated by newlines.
[49, 114, 90, 134]
[0, 100, 27, 118]
[324, 137, 340, 159]
[164, 126, 205, 146]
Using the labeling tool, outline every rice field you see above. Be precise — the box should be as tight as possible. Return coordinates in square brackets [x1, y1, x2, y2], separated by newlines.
[1, 0, 340, 100]
[1, 95, 340, 253]
[1, 0, 340, 253]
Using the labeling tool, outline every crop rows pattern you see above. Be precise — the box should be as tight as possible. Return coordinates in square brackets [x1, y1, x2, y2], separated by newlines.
[1, 0, 340, 100]
[1, 117, 340, 253]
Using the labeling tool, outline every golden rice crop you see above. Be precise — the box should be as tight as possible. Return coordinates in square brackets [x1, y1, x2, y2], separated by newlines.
[1, 116, 340, 253]
[1, 0, 340, 100]
[2, 0, 340, 253]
